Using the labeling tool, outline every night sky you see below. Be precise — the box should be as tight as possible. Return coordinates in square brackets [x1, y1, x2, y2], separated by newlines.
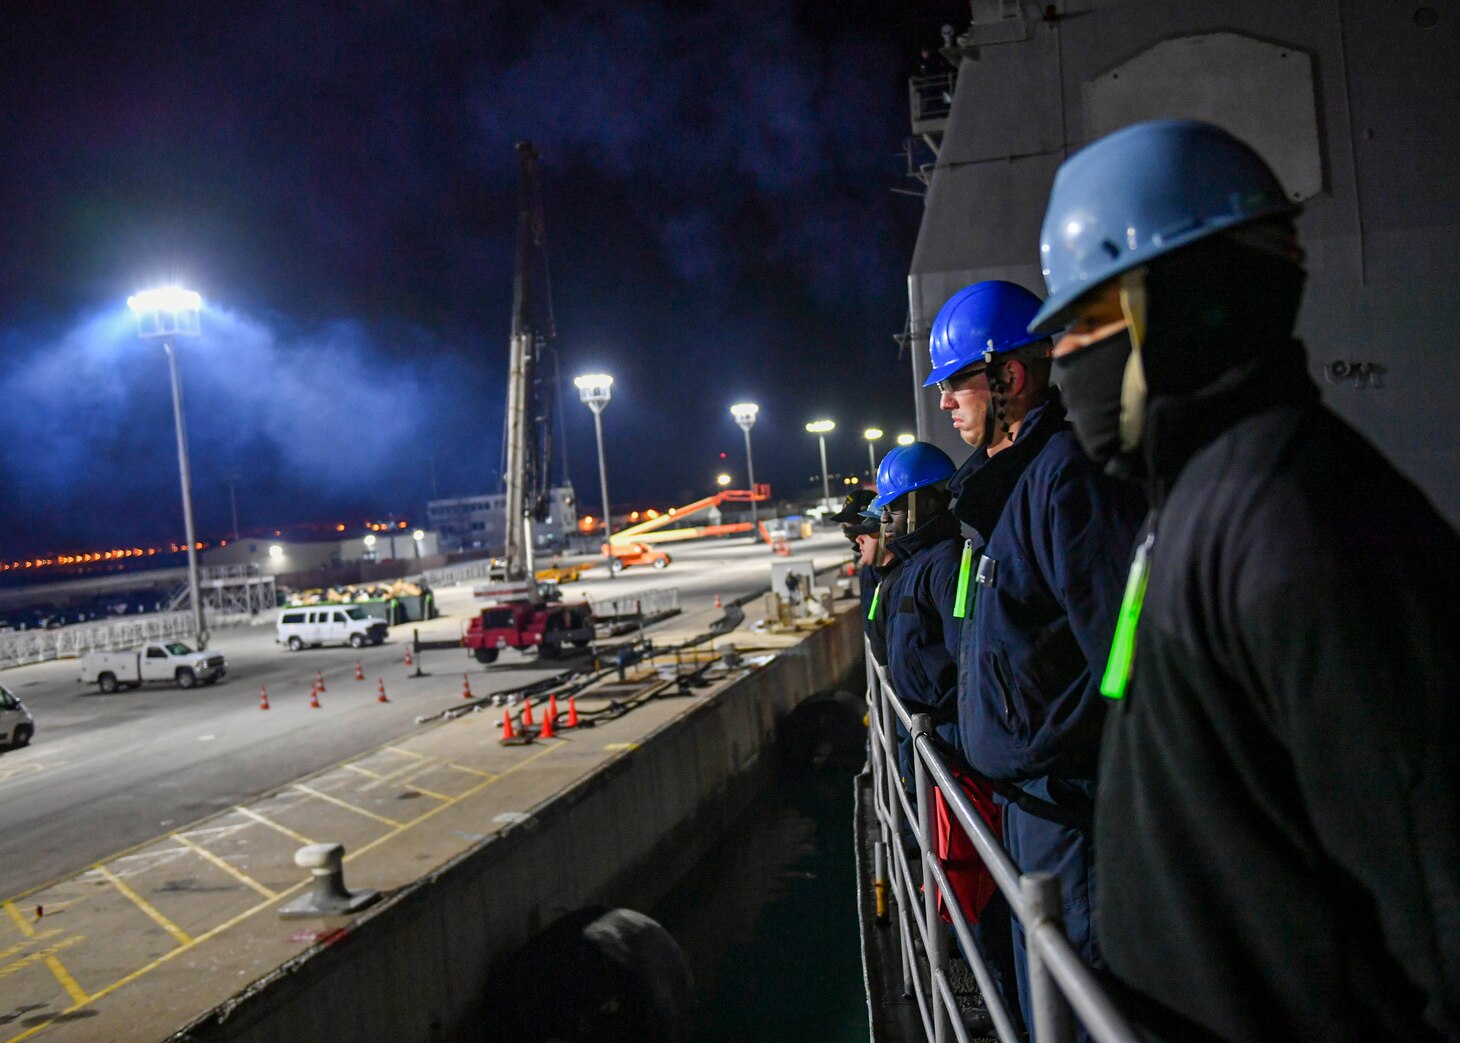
[0, 1, 965, 561]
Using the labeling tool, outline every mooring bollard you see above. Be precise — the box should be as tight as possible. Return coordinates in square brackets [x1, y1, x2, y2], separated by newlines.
[278, 842, 382, 919]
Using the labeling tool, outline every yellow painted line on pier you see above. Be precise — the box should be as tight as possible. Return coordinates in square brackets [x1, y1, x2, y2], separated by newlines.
[293, 783, 402, 827]
[0, 902, 86, 1003]
[357, 756, 438, 791]
[404, 784, 453, 802]
[93, 865, 192, 947]
[2, 901, 35, 939]
[172, 834, 277, 900]
[384, 745, 427, 760]
[234, 804, 315, 845]
[1, 738, 568, 1043]
[447, 763, 497, 779]
[43, 953, 89, 1005]
[604, 742, 640, 751]
[341, 763, 381, 779]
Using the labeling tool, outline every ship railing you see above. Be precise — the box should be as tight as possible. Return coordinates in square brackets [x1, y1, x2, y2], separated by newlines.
[864, 643, 1139, 1043]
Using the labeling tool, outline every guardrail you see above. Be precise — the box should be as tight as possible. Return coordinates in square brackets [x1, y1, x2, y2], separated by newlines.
[419, 559, 503, 588]
[864, 643, 1138, 1043]
[0, 610, 269, 670]
[588, 586, 680, 621]
[1, 612, 195, 669]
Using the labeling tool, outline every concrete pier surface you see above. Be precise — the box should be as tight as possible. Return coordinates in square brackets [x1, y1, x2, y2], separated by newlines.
[0, 538, 863, 1042]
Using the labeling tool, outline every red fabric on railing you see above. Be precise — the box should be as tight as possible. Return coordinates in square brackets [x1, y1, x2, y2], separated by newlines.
[933, 769, 1002, 926]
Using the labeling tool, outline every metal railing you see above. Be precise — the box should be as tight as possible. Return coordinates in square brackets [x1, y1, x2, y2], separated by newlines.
[0, 612, 195, 668]
[909, 71, 956, 131]
[420, 558, 504, 588]
[864, 643, 1138, 1043]
[0, 609, 269, 670]
[588, 586, 680, 621]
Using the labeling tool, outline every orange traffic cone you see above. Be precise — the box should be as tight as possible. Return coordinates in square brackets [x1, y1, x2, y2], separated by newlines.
[377, 679, 390, 703]
[259, 685, 270, 711]
[501, 710, 516, 741]
[548, 693, 559, 721]
[522, 700, 535, 727]
[540, 705, 556, 739]
[714, 592, 722, 608]
[316, 671, 326, 692]
[354, 661, 365, 681]
[566, 696, 579, 728]
[403, 647, 414, 668]
[462, 674, 473, 700]
[309, 684, 321, 709]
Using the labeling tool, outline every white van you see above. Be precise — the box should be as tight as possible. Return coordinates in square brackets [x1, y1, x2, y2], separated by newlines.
[1, 683, 34, 748]
[276, 606, 389, 651]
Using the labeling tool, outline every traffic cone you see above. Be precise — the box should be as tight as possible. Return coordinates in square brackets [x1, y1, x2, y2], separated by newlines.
[522, 700, 535, 727]
[309, 684, 321, 709]
[501, 710, 516, 741]
[566, 696, 579, 728]
[259, 685, 270, 711]
[377, 679, 390, 703]
[540, 705, 556, 739]
[548, 693, 559, 722]
[354, 661, 365, 681]
[403, 647, 414, 668]
[316, 670, 326, 692]
[462, 674, 473, 700]
[714, 592, 722, 608]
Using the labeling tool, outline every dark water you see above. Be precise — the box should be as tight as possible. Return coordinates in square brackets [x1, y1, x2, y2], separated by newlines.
[653, 765, 871, 1043]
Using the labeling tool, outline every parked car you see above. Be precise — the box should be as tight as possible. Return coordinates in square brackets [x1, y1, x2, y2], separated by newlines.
[276, 605, 388, 651]
[78, 642, 227, 693]
[1, 684, 34, 748]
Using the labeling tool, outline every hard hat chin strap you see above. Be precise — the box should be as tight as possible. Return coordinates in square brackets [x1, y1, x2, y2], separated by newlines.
[1118, 269, 1149, 453]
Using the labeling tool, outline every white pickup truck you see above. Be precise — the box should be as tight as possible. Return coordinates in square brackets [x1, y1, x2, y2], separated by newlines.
[79, 642, 227, 693]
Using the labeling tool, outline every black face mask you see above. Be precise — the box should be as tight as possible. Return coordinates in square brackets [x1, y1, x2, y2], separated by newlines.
[1052, 327, 1133, 467]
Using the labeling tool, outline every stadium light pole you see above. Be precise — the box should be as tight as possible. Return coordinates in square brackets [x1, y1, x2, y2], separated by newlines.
[805, 419, 836, 508]
[574, 373, 616, 578]
[128, 286, 208, 649]
[729, 402, 760, 531]
[863, 427, 883, 479]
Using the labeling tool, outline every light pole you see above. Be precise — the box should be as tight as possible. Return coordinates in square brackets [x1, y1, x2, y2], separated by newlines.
[413, 529, 425, 558]
[806, 419, 836, 508]
[863, 427, 883, 479]
[574, 373, 615, 578]
[128, 286, 207, 649]
[729, 402, 760, 530]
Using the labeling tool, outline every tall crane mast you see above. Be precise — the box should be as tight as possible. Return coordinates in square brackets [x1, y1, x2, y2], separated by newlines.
[501, 140, 559, 583]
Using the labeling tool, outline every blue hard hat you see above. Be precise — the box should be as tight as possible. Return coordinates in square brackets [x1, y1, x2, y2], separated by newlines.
[924, 280, 1046, 387]
[869, 442, 956, 510]
[1029, 119, 1299, 334]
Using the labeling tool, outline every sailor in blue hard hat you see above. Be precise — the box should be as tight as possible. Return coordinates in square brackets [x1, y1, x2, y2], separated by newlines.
[928, 280, 1052, 454]
[864, 441, 960, 746]
[928, 276, 1148, 1039]
[1037, 119, 1460, 1043]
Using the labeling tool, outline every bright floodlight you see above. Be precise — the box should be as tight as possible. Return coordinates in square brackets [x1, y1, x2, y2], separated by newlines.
[268, 544, 284, 561]
[864, 427, 883, 441]
[127, 285, 202, 339]
[896, 433, 916, 446]
[716, 473, 732, 487]
[730, 402, 759, 429]
[805, 419, 835, 434]
[574, 372, 614, 404]
[363, 534, 377, 547]
[412, 529, 425, 541]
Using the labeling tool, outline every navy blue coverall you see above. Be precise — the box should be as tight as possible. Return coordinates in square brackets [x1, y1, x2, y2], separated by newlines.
[956, 396, 1146, 1038]
[882, 508, 963, 756]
